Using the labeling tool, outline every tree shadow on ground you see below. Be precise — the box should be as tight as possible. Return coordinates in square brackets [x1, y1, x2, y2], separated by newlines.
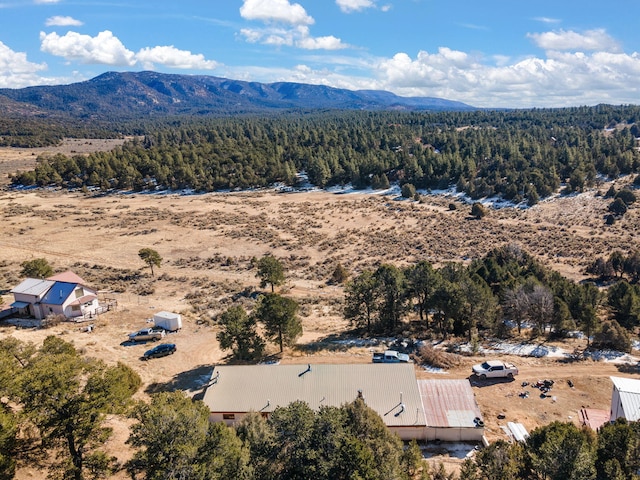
[145, 364, 214, 400]
[616, 363, 640, 374]
[293, 330, 415, 355]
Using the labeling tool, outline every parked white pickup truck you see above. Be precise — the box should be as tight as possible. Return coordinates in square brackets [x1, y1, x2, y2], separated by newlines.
[372, 350, 411, 363]
[472, 360, 518, 379]
[128, 327, 166, 342]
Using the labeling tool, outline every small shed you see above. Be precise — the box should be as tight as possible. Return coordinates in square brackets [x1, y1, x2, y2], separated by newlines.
[418, 379, 484, 442]
[610, 376, 640, 422]
[153, 311, 182, 331]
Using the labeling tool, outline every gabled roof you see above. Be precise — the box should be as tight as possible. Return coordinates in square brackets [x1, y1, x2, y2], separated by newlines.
[611, 376, 640, 421]
[11, 278, 55, 296]
[418, 379, 482, 428]
[611, 376, 640, 394]
[47, 271, 87, 285]
[40, 282, 77, 306]
[68, 294, 98, 306]
[203, 363, 426, 428]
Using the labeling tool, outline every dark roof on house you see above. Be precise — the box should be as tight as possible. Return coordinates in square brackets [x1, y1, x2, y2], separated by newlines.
[40, 282, 77, 306]
[203, 363, 427, 428]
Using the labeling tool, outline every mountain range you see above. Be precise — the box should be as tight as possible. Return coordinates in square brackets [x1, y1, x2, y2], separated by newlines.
[0, 71, 475, 120]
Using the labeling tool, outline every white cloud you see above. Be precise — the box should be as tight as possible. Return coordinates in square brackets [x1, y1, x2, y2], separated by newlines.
[34, 0, 61, 3]
[39, 30, 219, 71]
[40, 30, 136, 66]
[373, 46, 640, 107]
[295, 26, 347, 50]
[297, 34, 345, 50]
[136, 46, 218, 70]
[240, 25, 348, 50]
[533, 17, 561, 24]
[240, 0, 313, 25]
[528, 29, 621, 52]
[45, 16, 83, 27]
[239, 0, 347, 51]
[336, 0, 375, 13]
[0, 40, 49, 88]
[240, 27, 293, 46]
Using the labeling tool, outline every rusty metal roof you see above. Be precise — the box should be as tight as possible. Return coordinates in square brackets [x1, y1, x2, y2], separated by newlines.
[418, 379, 482, 428]
[47, 271, 87, 285]
[203, 363, 426, 427]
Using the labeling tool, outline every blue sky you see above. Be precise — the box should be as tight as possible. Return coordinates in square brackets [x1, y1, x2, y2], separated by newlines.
[0, 0, 638, 108]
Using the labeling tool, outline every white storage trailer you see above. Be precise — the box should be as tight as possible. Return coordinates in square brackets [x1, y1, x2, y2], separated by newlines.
[153, 311, 182, 331]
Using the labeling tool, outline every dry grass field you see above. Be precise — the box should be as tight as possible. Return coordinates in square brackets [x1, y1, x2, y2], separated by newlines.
[1, 144, 639, 477]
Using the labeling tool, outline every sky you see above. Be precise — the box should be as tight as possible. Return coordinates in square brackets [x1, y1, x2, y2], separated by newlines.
[0, 0, 639, 109]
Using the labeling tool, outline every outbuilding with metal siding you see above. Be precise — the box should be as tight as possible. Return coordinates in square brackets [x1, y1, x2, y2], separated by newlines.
[203, 363, 427, 440]
[610, 376, 640, 422]
[418, 379, 485, 442]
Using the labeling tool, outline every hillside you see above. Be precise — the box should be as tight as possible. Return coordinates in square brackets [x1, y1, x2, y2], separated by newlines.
[0, 71, 475, 120]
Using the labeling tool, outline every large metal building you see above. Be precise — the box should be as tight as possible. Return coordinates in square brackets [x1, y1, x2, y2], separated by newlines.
[202, 363, 484, 442]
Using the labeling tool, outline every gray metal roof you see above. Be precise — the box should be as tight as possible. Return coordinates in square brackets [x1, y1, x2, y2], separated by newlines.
[11, 278, 55, 296]
[611, 376, 640, 421]
[203, 363, 427, 427]
[418, 379, 482, 428]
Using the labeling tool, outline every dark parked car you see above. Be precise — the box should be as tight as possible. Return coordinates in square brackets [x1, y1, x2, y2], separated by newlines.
[143, 343, 176, 360]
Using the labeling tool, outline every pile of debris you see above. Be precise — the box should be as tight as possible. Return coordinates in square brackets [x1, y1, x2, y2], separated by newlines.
[518, 379, 555, 399]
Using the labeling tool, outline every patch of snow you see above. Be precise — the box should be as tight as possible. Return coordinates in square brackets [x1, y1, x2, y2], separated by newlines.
[421, 442, 478, 460]
[4, 318, 42, 328]
[422, 365, 449, 374]
[453, 340, 639, 364]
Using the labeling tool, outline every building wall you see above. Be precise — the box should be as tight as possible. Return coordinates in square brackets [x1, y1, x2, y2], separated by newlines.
[389, 426, 427, 441]
[13, 293, 44, 319]
[610, 388, 624, 421]
[211, 412, 427, 441]
[30, 303, 45, 320]
[425, 427, 484, 442]
[40, 304, 65, 318]
[62, 297, 99, 318]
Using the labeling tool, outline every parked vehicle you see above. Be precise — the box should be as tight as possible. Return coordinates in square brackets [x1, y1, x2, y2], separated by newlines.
[143, 343, 176, 360]
[472, 360, 518, 379]
[153, 311, 182, 332]
[128, 327, 165, 342]
[372, 350, 411, 363]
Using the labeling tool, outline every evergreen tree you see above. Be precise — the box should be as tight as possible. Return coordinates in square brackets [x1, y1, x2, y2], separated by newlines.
[20, 258, 53, 278]
[138, 248, 162, 276]
[256, 255, 285, 293]
[128, 391, 251, 480]
[253, 293, 302, 352]
[14, 337, 141, 480]
[216, 306, 265, 361]
[344, 270, 378, 333]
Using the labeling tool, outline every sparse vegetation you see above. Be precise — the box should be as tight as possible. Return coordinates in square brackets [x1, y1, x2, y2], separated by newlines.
[20, 257, 53, 278]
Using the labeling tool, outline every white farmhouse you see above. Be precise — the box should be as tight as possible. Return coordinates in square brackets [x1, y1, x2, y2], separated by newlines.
[10, 271, 100, 320]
